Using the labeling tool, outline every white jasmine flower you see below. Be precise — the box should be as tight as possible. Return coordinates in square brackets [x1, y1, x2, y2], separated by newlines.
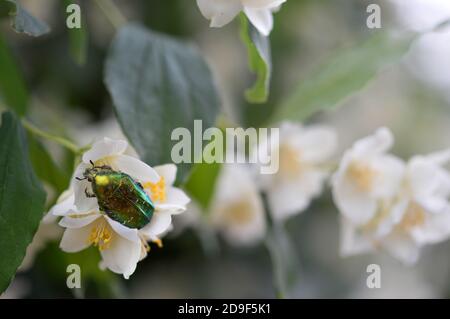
[332, 127, 405, 227]
[210, 164, 266, 245]
[334, 128, 450, 264]
[196, 0, 286, 36]
[49, 138, 189, 279]
[333, 128, 405, 259]
[380, 149, 450, 264]
[256, 122, 337, 222]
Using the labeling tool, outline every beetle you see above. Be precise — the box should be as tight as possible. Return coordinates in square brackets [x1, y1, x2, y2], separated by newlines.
[76, 161, 154, 229]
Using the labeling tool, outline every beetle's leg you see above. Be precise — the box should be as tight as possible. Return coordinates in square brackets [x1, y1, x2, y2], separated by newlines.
[85, 188, 96, 198]
[90, 160, 95, 167]
[136, 182, 144, 190]
[75, 176, 86, 181]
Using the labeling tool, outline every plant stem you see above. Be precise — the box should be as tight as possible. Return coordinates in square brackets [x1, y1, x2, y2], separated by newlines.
[93, 0, 127, 30]
[22, 119, 81, 154]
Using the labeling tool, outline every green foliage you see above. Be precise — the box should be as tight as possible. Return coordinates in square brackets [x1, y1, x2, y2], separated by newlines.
[105, 24, 220, 182]
[0, 33, 28, 116]
[64, 0, 88, 65]
[271, 32, 415, 123]
[184, 162, 222, 211]
[240, 15, 272, 104]
[0, 112, 46, 293]
[28, 134, 70, 194]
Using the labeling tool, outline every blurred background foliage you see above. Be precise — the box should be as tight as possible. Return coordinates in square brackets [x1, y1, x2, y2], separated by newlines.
[1, 0, 450, 298]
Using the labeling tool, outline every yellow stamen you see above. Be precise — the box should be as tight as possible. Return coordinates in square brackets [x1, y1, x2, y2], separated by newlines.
[143, 177, 166, 202]
[347, 161, 377, 192]
[152, 238, 163, 248]
[278, 144, 304, 178]
[398, 202, 426, 231]
[224, 200, 254, 225]
[88, 220, 113, 251]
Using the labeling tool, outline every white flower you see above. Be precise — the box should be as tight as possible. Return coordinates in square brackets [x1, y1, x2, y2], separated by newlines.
[332, 127, 405, 228]
[210, 164, 266, 245]
[380, 149, 450, 264]
[49, 138, 189, 279]
[333, 128, 405, 258]
[334, 128, 450, 265]
[196, 0, 286, 36]
[256, 122, 337, 222]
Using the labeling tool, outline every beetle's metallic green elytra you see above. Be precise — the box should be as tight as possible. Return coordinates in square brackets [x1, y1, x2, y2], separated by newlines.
[79, 164, 154, 229]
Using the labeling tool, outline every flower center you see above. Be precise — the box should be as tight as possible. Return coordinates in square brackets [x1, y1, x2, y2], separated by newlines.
[224, 199, 255, 225]
[143, 177, 166, 202]
[278, 144, 304, 178]
[347, 161, 377, 192]
[398, 202, 426, 231]
[88, 219, 113, 251]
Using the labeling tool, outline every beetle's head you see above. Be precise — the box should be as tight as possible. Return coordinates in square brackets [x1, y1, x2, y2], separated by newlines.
[77, 161, 113, 182]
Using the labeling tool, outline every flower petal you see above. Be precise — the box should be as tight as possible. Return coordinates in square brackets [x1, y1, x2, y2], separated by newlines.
[340, 217, 374, 257]
[82, 137, 128, 164]
[244, 7, 273, 36]
[196, 0, 242, 28]
[60, 227, 93, 253]
[113, 154, 160, 183]
[140, 212, 172, 239]
[59, 213, 101, 229]
[352, 127, 394, 158]
[165, 187, 190, 207]
[154, 164, 177, 186]
[106, 217, 140, 244]
[333, 174, 377, 226]
[49, 190, 75, 216]
[268, 169, 328, 222]
[100, 236, 142, 279]
[242, 0, 286, 9]
[73, 177, 98, 212]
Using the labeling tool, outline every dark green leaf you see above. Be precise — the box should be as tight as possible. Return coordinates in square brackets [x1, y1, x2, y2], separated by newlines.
[105, 24, 220, 182]
[1, 0, 50, 37]
[28, 134, 70, 193]
[64, 0, 88, 65]
[271, 32, 415, 123]
[0, 33, 28, 116]
[0, 112, 46, 293]
[240, 15, 272, 104]
[184, 162, 221, 210]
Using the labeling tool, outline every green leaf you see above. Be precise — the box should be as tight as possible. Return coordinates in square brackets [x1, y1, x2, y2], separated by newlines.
[184, 162, 222, 210]
[105, 24, 220, 182]
[271, 32, 415, 123]
[64, 0, 88, 65]
[240, 15, 272, 104]
[1, 0, 50, 37]
[28, 134, 70, 193]
[0, 112, 46, 293]
[0, 33, 29, 116]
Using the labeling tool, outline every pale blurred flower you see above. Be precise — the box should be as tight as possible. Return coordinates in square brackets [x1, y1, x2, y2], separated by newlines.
[380, 149, 450, 264]
[196, 0, 286, 36]
[333, 128, 405, 257]
[210, 164, 266, 245]
[334, 128, 450, 264]
[332, 128, 405, 228]
[49, 138, 189, 278]
[256, 122, 337, 222]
